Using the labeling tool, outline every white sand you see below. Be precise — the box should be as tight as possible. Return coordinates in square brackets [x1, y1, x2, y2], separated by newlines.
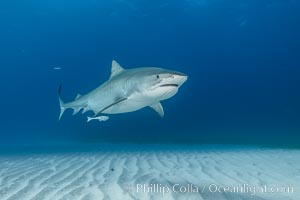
[0, 145, 299, 200]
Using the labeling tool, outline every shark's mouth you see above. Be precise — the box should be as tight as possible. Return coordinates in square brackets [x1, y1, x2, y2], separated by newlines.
[160, 84, 179, 88]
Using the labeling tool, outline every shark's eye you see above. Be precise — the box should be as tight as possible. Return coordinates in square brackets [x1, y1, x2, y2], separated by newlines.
[156, 75, 160, 79]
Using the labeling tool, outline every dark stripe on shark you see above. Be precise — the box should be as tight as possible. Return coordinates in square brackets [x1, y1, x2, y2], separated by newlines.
[160, 84, 179, 87]
[93, 97, 128, 117]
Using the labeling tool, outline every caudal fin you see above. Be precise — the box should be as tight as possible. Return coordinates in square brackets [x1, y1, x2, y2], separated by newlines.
[58, 84, 65, 120]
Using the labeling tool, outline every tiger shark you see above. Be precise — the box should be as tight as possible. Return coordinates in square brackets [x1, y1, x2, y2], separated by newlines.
[58, 60, 187, 120]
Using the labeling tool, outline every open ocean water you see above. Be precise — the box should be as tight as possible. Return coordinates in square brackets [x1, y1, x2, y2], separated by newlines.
[0, 0, 299, 200]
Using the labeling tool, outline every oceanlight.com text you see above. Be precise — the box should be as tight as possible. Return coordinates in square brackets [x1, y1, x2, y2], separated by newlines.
[134, 183, 294, 196]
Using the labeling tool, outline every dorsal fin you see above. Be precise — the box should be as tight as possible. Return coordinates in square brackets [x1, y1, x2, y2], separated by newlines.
[110, 60, 124, 79]
[75, 94, 81, 100]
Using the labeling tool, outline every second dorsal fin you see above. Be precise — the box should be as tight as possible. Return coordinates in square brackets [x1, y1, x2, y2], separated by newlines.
[75, 94, 81, 100]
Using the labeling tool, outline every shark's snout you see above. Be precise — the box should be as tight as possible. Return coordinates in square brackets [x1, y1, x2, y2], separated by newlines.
[158, 73, 187, 90]
[172, 73, 188, 87]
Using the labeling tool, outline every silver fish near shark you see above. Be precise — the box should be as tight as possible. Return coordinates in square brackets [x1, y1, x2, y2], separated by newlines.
[87, 116, 109, 122]
[58, 60, 187, 120]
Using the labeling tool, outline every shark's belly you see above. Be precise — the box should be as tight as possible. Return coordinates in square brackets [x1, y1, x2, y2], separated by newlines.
[102, 99, 148, 114]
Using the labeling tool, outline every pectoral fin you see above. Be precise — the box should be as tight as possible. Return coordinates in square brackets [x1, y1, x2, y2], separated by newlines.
[150, 102, 164, 117]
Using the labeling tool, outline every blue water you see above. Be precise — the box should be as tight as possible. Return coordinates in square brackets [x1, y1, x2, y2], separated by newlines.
[0, 0, 299, 147]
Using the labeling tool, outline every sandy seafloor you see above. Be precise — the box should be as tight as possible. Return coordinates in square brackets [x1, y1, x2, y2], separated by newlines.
[0, 144, 299, 200]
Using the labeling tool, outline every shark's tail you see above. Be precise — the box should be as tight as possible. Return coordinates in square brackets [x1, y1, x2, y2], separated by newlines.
[58, 84, 87, 120]
[58, 84, 65, 120]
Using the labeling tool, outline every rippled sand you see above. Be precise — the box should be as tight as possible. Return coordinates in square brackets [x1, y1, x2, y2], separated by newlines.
[0, 145, 299, 200]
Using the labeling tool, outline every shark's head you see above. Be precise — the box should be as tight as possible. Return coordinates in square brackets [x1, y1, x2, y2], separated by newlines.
[136, 68, 188, 101]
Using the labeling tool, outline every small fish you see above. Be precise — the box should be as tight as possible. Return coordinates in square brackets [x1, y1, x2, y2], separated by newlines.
[53, 67, 62, 70]
[87, 116, 109, 122]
